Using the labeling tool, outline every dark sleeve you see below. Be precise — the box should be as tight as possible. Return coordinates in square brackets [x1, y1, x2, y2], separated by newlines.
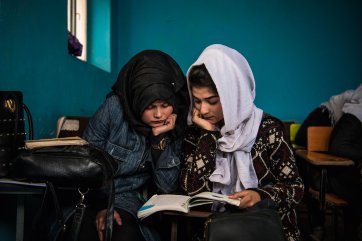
[329, 113, 362, 162]
[180, 125, 220, 195]
[83, 97, 115, 149]
[252, 117, 304, 208]
[150, 133, 170, 161]
[253, 116, 304, 241]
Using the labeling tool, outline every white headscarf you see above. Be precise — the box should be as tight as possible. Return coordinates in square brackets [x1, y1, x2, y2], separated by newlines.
[321, 83, 362, 124]
[321, 89, 354, 124]
[342, 83, 362, 122]
[186, 44, 263, 195]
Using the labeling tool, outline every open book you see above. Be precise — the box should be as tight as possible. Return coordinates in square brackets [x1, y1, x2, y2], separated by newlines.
[137, 192, 240, 219]
[25, 136, 88, 150]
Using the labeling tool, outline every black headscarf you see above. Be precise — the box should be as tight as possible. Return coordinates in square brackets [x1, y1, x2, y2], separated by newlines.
[111, 50, 189, 138]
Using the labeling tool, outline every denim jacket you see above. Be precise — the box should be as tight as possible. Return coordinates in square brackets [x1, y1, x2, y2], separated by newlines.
[83, 95, 182, 241]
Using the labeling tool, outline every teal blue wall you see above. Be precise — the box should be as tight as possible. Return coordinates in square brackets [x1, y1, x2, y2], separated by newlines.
[0, 0, 361, 240]
[88, 0, 111, 72]
[0, 0, 114, 140]
[1, 0, 361, 139]
[115, 0, 362, 121]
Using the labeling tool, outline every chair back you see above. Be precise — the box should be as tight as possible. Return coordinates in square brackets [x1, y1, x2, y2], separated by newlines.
[307, 126, 333, 151]
[56, 116, 89, 138]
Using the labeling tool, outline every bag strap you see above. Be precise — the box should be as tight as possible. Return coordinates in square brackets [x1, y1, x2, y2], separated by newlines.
[100, 147, 115, 241]
[10, 93, 20, 154]
[47, 182, 67, 239]
[23, 103, 34, 140]
[68, 180, 115, 241]
[105, 179, 115, 241]
[90, 145, 117, 241]
[35, 180, 115, 241]
[68, 188, 88, 241]
[33, 182, 66, 241]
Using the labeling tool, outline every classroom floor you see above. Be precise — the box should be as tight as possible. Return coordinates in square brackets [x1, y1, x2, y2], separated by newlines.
[161, 200, 352, 241]
[297, 199, 362, 241]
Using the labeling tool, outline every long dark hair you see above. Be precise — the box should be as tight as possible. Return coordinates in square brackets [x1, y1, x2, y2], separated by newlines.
[188, 64, 218, 93]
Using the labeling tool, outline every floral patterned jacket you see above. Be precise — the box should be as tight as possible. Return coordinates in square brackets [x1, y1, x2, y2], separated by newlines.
[180, 113, 304, 241]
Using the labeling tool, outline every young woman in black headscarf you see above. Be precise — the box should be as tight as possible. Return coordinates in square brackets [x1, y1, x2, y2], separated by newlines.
[80, 50, 189, 241]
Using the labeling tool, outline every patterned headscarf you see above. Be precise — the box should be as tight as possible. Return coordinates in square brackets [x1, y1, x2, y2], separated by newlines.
[112, 50, 189, 137]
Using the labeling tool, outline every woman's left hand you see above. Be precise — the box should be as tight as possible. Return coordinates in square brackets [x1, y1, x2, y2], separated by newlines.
[229, 190, 261, 209]
[191, 108, 216, 131]
[152, 114, 177, 136]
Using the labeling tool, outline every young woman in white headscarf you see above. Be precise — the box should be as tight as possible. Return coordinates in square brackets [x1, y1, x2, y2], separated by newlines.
[180, 44, 304, 241]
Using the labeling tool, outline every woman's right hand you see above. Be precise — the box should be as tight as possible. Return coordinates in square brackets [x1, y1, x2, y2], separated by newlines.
[152, 113, 177, 136]
[96, 209, 122, 241]
[192, 108, 216, 131]
[229, 190, 261, 209]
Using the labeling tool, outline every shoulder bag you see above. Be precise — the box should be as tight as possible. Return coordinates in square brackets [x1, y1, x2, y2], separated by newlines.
[204, 199, 287, 241]
[9, 143, 118, 241]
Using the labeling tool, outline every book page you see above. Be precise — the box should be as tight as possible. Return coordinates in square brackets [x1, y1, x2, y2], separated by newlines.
[137, 194, 191, 219]
[190, 192, 241, 207]
[25, 136, 88, 149]
[137, 192, 241, 220]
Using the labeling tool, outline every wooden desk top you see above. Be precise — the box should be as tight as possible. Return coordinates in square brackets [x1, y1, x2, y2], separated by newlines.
[295, 149, 354, 166]
[0, 179, 45, 194]
[163, 210, 212, 218]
